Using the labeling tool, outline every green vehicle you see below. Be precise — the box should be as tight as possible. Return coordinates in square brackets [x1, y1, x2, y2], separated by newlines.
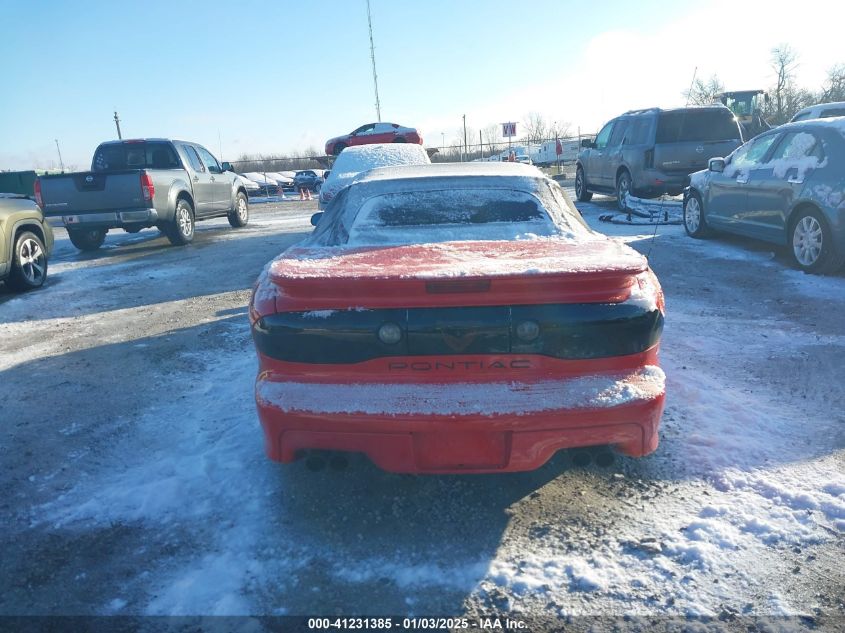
[0, 194, 54, 291]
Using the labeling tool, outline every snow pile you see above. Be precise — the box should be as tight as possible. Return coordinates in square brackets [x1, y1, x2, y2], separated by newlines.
[625, 273, 659, 312]
[256, 366, 665, 417]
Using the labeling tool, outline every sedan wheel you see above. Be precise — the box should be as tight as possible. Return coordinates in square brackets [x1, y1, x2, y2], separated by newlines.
[9, 231, 47, 290]
[793, 215, 822, 267]
[683, 192, 713, 239]
[790, 209, 845, 274]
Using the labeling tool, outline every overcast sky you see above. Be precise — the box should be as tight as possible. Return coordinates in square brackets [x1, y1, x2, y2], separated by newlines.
[1, 0, 842, 170]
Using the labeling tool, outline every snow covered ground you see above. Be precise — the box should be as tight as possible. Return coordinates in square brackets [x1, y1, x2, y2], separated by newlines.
[0, 192, 843, 628]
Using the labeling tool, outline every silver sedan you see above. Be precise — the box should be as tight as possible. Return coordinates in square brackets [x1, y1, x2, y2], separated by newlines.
[684, 117, 845, 274]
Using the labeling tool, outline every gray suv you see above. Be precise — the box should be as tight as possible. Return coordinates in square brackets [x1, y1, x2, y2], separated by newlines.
[575, 106, 744, 210]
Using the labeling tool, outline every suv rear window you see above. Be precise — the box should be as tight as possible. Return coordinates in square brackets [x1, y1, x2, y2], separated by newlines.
[92, 142, 181, 172]
[656, 110, 741, 143]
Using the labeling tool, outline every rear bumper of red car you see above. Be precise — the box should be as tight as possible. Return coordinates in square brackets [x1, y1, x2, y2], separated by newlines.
[255, 366, 665, 474]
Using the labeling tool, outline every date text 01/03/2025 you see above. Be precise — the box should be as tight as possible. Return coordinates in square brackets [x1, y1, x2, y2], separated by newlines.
[306, 617, 527, 630]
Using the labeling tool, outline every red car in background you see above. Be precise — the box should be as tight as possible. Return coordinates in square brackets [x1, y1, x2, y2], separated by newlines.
[325, 122, 423, 156]
[250, 163, 666, 474]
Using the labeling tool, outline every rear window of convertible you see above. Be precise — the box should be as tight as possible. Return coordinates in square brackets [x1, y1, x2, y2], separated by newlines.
[346, 189, 559, 246]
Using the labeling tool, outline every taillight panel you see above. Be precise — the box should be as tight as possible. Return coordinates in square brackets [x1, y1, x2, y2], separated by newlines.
[253, 303, 663, 364]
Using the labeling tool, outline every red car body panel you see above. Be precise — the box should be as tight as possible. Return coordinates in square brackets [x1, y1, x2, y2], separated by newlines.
[325, 123, 423, 156]
[258, 239, 651, 313]
[250, 235, 666, 474]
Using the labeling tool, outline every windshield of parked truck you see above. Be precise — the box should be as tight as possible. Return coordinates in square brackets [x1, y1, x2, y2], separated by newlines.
[91, 142, 181, 172]
[656, 110, 741, 143]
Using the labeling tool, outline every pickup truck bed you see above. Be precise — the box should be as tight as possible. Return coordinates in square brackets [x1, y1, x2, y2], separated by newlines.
[35, 138, 249, 251]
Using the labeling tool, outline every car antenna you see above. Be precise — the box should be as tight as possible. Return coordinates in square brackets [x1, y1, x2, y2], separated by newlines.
[645, 197, 665, 260]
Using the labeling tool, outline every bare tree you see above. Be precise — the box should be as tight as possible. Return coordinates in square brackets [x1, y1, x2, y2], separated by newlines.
[683, 74, 725, 106]
[522, 112, 549, 144]
[549, 120, 572, 139]
[768, 44, 799, 124]
[481, 125, 501, 156]
[820, 63, 845, 102]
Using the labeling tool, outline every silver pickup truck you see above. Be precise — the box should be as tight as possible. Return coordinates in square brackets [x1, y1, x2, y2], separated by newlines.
[35, 139, 250, 250]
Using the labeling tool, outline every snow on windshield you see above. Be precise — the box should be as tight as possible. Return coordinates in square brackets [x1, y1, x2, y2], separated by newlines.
[346, 188, 559, 246]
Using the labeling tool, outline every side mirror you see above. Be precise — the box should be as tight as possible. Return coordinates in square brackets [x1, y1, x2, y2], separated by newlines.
[323, 170, 331, 179]
[709, 158, 726, 173]
[310, 212, 324, 227]
[580, 138, 595, 149]
[221, 162, 233, 172]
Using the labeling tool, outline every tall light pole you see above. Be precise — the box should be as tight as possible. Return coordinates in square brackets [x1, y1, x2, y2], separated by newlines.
[366, 0, 381, 122]
[113, 111, 122, 139]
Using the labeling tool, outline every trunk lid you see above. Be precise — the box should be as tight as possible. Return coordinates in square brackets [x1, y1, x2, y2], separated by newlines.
[268, 238, 647, 311]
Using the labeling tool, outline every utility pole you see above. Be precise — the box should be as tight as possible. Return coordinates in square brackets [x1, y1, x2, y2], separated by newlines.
[54, 139, 65, 172]
[479, 130, 483, 160]
[366, 0, 381, 122]
[462, 114, 467, 162]
[113, 111, 122, 139]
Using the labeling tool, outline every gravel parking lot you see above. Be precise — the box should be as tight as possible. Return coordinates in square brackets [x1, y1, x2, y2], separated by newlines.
[1, 193, 843, 626]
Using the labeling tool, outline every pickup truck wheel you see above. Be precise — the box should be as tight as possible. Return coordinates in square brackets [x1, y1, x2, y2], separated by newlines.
[8, 231, 48, 290]
[166, 199, 195, 245]
[67, 228, 106, 251]
[228, 192, 249, 228]
[683, 191, 712, 238]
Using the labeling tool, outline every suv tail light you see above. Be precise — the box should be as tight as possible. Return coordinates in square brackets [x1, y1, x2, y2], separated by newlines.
[33, 178, 43, 207]
[141, 171, 155, 202]
[644, 149, 655, 169]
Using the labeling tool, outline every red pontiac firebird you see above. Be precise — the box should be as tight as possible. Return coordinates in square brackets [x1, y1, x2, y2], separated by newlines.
[324, 122, 423, 156]
[250, 162, 665, 474]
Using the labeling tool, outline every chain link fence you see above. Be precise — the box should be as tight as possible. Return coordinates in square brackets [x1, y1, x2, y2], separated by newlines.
[428, 134, 592, 167]
[226, 132, 597, 194]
